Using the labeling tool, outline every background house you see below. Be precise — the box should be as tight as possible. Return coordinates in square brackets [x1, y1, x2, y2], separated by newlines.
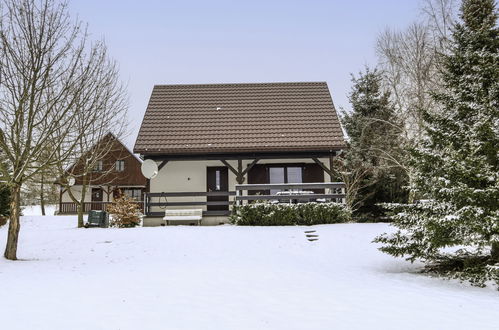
[134, 82, 346, 226]
[58, 134, 147, 214]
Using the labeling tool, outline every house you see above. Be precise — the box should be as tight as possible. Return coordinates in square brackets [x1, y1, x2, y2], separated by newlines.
[134, 82, 347, 226]
[58, 133, 147, 214]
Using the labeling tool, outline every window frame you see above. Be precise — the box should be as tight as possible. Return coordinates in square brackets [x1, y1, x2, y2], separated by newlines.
[115, 160, 125, 172]
[122, 188, 142, 201]
[93, 160, 103, 172]
[266, 164, 304, 184]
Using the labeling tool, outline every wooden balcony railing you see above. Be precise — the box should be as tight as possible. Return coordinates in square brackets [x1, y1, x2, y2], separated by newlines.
[144, 191, 236, 217]
[235, 182, 346, 205]
[142, 182, 346, 217]
[59, 201, 145, 214]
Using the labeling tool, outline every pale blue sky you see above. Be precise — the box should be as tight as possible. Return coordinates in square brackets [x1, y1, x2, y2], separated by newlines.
[68, 0, 421, 147]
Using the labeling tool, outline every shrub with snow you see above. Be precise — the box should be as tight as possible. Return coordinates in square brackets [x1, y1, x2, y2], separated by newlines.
[107, 193, 142, 228]
[230, 202, 351, 226]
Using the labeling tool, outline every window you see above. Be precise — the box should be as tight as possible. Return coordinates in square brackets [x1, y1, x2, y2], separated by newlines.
[287, 167, 303, 183]
[269, 165, 303, 194]
[115, 160, 125, 172]
[269, 167, 285, 195]
[215, 170, 221, 191]
[123, 188, 142, 201]
[93, 160, 103, 172]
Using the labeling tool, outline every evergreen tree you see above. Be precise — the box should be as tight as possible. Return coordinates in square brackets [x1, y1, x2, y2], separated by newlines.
[0, 184, 10, 217]
[375, 0, 499, 288]
[340, 67, 407, 219]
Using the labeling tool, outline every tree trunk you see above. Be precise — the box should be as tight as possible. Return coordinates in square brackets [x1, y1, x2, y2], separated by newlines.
[4, 184, 21, 260]
[77, 183, 87, 228]
[40, 174, 46, 216]
[77, 201, 84, 228]
[491, 242, 499, 263]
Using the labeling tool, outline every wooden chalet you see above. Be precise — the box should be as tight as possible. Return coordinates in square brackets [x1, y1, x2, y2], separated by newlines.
[58, 133, 147, 214]
[134, 82, 347, 226]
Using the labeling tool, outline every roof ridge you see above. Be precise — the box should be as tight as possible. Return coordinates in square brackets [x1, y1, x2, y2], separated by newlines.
[153, 81, 327, 88]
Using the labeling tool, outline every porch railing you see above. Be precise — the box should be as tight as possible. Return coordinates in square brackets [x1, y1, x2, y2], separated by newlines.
[235, 182, 346, 205]
[143, 182, 346, 217]
[59, 201, 145, 214]
[144, 191, 236, 217]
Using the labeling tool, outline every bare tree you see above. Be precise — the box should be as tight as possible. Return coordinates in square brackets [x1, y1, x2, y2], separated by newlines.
[0, 0, 127, 260]
[422, 0, 457, 47]
[376, 0, 457, 144]
[54, 36, 128, 228]
[375, 0, 458, 202]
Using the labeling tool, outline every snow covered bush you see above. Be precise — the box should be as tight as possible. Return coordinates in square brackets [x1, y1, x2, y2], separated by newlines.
[107, 193, 142, 228]
[296, 202, 352, 226]
[230, 202, 351, 226]
[375, 0, 499, 289]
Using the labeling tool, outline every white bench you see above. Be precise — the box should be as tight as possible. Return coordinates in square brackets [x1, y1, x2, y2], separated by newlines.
[163, 209, 203, 226]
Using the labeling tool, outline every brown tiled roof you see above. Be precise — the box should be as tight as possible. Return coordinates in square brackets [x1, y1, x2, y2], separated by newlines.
[133, 82, 346, 155]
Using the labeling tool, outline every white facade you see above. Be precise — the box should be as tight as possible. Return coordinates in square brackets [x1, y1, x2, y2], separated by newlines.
[145, 158, 331, 226]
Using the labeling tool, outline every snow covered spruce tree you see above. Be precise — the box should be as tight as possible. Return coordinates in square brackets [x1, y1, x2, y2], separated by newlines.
[375, 0, 499, 287]
[338, 67, 407, 219]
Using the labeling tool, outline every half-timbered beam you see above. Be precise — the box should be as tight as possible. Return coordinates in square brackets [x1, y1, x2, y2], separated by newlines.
[158, 160, 169, 171]
[329, 154, 335, 181]
[221, 159, 259, 184]
[220, 159, 239, 177]
[241, 158, 260, 177]
[312, 157, 333, 178]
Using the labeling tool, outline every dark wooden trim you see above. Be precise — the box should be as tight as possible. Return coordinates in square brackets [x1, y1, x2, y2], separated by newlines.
[158, 160, 169, 171]
[237, 160, 243, 184]
[148, 201, 231, 206]
[59, 201, 145, 214]
[144, 150, 338, 161]
[329, 154, 334, 181]
[221, 159, 260, 184]
[145, 210, 231, 217]
[241, 158, 260, 177]
[235, 194, 345, 201]
[148, 191, 235, 197]
[220, 160, 238, 177]
[235, 182, 345, 190]
[311, 158, 333, 177]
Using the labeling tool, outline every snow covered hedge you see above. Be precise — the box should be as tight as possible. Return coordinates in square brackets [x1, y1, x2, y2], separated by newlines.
[230, 202, 351, 226]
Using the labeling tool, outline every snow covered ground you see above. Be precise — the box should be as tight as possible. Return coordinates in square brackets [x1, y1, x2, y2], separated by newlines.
[0, 216, 497, 330]
[21, 204, 57, 216]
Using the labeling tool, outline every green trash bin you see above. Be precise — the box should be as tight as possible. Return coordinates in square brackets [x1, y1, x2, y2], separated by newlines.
[85, 210, 109, 228]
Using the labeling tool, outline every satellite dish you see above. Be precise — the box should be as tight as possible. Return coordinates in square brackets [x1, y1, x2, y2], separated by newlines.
[67, 176, 76, 187]
[141, 159, 158, 179]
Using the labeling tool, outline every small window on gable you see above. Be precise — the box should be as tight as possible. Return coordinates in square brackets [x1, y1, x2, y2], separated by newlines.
[93, 160, 103, 172]
[116, 160, 125, 172]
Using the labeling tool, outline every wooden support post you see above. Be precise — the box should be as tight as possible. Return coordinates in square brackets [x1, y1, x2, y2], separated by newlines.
[241, 158, 259, 177]
[222, 158, 260, 184]
[221, 159, 247, 184]
[329, 154, 334, 182]
[221, 159, 239, 176]
[311, 157, 333, 178]
[237, 159, 244, 184]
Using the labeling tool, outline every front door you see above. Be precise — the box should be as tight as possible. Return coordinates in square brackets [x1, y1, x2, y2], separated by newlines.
[206, 167, 228, 211]
[91, 188, 103, 210]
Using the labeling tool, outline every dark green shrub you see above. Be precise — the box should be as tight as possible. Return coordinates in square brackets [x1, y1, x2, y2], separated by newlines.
[0, 183, 10, 216]
[0, 184, 10, 226]
[297, 202, 351, 225]
[230, 202, 351, 226]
